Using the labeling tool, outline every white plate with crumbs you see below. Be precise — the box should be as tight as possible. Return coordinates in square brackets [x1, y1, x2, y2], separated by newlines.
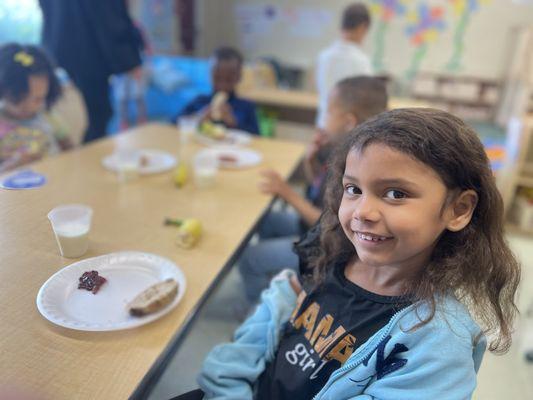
[36, 251, 186, 331]
[194, 128, 252, 147]
[102, 149, 177, 174]
[198, 146, 262, 169]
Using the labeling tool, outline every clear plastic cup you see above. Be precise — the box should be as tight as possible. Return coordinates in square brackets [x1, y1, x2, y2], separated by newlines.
[116, 149, 141, 182]
[48, 204, 93, 258]
[178, 115, 199, 144]
[193, 151, 219, 189]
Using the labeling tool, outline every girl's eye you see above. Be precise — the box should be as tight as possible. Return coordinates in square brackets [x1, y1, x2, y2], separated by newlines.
[345, 185, 361, 196]
[384, 189, 407, 200]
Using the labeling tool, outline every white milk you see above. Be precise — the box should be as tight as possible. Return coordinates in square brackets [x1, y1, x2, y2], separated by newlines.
[54, 224, 90, 258]
[194, 167, 216, 188]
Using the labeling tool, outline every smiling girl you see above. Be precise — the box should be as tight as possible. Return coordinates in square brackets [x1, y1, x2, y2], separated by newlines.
[187, 108, 521, 400]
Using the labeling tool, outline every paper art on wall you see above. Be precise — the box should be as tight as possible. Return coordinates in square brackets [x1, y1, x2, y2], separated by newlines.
[282, 7, 334, 38]
[369, 0, 407, 72]
[235, 4, 278, 50]
[404, 3, 446, 81]
[445, 0, 489, 72]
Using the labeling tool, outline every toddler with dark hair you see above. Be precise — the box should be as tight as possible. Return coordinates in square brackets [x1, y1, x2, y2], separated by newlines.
[0, 43, 71, 172]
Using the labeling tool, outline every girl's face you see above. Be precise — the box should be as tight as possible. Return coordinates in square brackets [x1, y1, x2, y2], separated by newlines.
[4, 75, 49, 120]
[338, 143, 456, 274]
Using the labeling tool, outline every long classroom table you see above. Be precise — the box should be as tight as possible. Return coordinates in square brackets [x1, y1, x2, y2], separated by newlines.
[0, 123, 305, 400]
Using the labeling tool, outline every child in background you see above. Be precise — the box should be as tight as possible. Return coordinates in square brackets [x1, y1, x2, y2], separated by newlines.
[194, 108, 520, 399]
[175, 47, 260, 135]
[239, 76, 388, 303]
[0, 43, 71, 172]
[316, 2, 373, 129]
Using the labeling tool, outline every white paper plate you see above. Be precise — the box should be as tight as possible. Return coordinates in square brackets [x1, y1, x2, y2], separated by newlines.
[36, 251, 186, 331]
[102, 149, 177, 174]
[194, 129, 252, 147]
[199, 146, 262, 169]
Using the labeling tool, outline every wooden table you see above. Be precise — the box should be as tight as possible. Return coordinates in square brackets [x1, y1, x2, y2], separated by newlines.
[0, 123, 305, 400]
[238, 87, 430, 124]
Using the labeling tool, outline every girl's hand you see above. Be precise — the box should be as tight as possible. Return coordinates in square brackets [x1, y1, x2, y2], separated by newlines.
[258, 169, 290, 199]
[58, 137, 74, 151]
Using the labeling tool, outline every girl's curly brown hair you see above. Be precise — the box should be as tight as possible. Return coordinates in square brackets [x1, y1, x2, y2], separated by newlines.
[311, 108, 520, 353]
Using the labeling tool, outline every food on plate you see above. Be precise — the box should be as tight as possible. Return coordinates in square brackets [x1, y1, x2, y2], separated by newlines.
[128, 278, 179, 316]
[139, 154, 150, 168]
[164, 217, 203, 248]
[199, 120, 227, 140]
[78, 270, 107, 294]
[218, 154, 238, 165]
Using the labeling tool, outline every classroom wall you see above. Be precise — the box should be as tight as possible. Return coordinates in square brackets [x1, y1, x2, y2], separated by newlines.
[196, 0, 533, 82]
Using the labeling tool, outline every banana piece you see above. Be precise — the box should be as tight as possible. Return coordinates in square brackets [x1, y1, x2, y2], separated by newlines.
[176, 218, 202, 248]
[164, 218, 203, 249]
[173, 163, 188, 187]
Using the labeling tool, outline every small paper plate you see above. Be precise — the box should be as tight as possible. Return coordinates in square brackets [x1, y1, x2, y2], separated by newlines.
[36, 251, 186, 331]
[194, 129, 252, 147]
[102, 149, 177, 174]
[198, 146, 262, 169]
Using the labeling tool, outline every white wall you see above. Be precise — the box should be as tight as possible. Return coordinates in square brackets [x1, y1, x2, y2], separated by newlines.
[196, 0, 533, 81]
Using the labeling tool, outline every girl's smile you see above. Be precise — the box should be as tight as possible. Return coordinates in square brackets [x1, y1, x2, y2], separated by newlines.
[354, 231, 393, 245]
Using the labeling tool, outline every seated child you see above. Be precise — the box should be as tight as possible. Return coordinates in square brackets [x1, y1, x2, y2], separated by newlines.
[175, 47, 259, 134]
[0, 43, 71, 172]
[193, 108, 521, 399]
[239, 76, 388, 303]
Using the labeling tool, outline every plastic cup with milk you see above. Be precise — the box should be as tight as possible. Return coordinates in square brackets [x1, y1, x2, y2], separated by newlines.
[115, 149, 141, 183]
[193, 151, 219, 189]
[48, 204, 93, 258]
[178, 115, 199, 144]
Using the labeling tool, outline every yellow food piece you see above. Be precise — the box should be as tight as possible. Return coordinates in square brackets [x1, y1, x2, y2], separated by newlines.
[176, 218, 203, 248]
[200, 121, 226, 140]
[173, 163, 188, 187]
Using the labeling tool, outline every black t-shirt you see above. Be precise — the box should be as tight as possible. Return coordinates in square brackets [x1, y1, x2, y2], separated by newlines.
[255, 263, 410, 400]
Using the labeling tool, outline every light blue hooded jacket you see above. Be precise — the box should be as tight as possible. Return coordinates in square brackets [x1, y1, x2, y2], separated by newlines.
[198, 271, 486, 400]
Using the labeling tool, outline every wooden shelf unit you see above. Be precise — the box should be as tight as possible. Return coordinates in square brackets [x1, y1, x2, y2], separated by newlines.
[498, 115, 533, 234]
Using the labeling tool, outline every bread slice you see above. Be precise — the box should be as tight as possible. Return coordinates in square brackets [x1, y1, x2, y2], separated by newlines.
[128, 278, 179, 317]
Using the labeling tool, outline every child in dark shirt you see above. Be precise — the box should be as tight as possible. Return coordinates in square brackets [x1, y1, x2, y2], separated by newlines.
[176, 47, 259, 134]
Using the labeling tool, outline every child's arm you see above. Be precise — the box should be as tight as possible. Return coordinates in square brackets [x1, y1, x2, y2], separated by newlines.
[198, 270, 298, 399]
[259, 169, 321, 226]
[0, 152, 42, 173]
